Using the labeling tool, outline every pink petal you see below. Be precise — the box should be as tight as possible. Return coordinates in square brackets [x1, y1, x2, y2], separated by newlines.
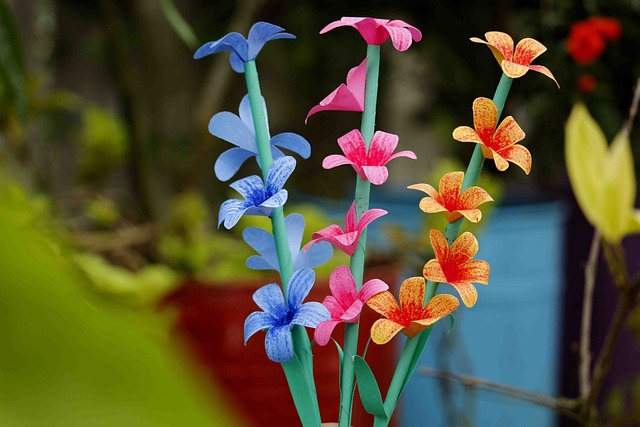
[314, 320, 341, 346]
[329, 265, 358, 308]
[356, 208, 388, 233]
[322, 295, 345, 319]
[337, 129, 367, 164]
[340, 299, 363, 322]
[323, 154, 355, 170]
[529, 64, 560, 88]
[384, 25, 414, 51]
[345, 202, 357, 232]
[353, 17, 389, 44]
[387, 149, 417, 162]
[306, 85, 363, 123]
[368, 131, 399, 165]
[362, 165, 389, 185]
[332, 231, 360, 255]
[358, 278, 390, 302]
[387, 20, 422, 42]
[345, 58, 367, 105]
[319, 18, 362, 34]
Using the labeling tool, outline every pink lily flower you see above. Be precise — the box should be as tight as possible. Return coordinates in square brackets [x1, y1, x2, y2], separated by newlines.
[320, 17, 422, 51]
[305, 58, 367, 123]
[304, 202, 387, 256]
[314, 265, 389, 346]
[323, 129, 417, 185]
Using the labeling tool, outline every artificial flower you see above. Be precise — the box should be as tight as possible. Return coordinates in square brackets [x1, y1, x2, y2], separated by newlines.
[320, 17, 422, 51]
[423, 229, 489, 308]
[408, 171, 493, 223]
[305, 58, 367, 123]
[323, 129, 416, 185]
[211, 94, 310, 181]
[244, 268, 329, 363]
[452, 97, 531, 174]
[366, 276, 459, 344]
[304, 202, 387, 256]
[218, 156, 295, 229]
[194, 21, 295, 73]
[314, 266, 389, 346]
[471, 31, 559, 87]
[243, 213, 333, 273]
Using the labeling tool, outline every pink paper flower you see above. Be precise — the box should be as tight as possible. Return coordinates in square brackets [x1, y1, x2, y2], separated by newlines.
[305, 58, 367, 123]
[321, 17, 422, 51]
[304, 202, 387, 256]
[323, 129, 417, 185]
[314, 265, 389, 346]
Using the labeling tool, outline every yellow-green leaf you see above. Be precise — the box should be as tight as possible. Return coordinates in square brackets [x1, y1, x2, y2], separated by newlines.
[565, 103, 608, 229]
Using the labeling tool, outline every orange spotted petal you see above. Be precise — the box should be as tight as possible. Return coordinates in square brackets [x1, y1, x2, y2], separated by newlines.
[418, 197, 448, 215]
[366, 290, 400, 319]
[448, 281, 479, 308]
[399, 276, 426, 312]
[500, 144, 532, 175]
[452, 126, 483, 144]
[449, 231, 480, 264]
[485, 31, 515, 60]
[429, 229, 449, 261]
[501, 60, 530, 78]
[491, 150, 511, 171]
[407, 183, 439, 199]
[371, 318, 405, 344]
[438, 171, 464, 203]
[513, 38, 547, 66]
[423, 259, 447, 283]
[418, 294, 460, 324]
[460, 186, 493, 215]
[492, 116, 525, 151]
[472, 97, 498, 142]
[529, 65, 560, 88]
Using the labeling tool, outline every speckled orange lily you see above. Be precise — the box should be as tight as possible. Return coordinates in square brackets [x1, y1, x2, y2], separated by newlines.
[471, 31, 559, 87]
[408, 171, 493, 223]
[453, 97, 531, 175]
[366, 277, 459, 344]
[423, 229, 489, 308]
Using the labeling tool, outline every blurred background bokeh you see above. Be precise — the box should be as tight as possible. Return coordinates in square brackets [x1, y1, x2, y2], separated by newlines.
[2, 0, 640, 426]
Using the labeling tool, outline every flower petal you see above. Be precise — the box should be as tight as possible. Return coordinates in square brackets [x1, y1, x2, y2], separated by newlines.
[323, 154, 355, 170]
[368, 131, 399, 164]
[209, 110, 257, 152]
[353, 18, 389, 44]
[358, 278, 390, 302]
[337, 129, 367, 164]
[460, 186, 494, 210]
[366, 291, 401, 319]
[421, 294, 460, 321]
[291, 301, 330, 328]
[388, 20, 422, 42]
[260, 189, 288, 208]
[314, 320, 341, 346]
[439, 171, 464, 204]
[345, 202, 357, 232]
[484, 31, 514, 61]
[362, 165, 389, 185]
[244, 311, 277, 344]
[452, 126, 483, 144]
[387, 150, 417, 162]
[329, 266, 358, 308]
[399, 277, 426, 312]
[447, 281, 479, 308]
[340, 299, 363, 322]
[218, 199, 249, 229]
[472, 97, 498, 142]
[271, 133, 311, 159]
[229, 51, 245, 73]
[501, 61, 530, 79]
[295, 241, 333, 271]
[246, 254, 277, 271]
[265, 324, 294, 363]
[418, 197, 448, 215]
[529, 65, 560, 88]
[253, 283, 287, 315]
[513, 37, 546, 66]
[322, 296, 344, 319]
[214, 147, 257, 181]
[456, 208, 482, 223]
[429, 229, 449, 261]
[285, 214, 305, 255]
[384, 25, 414, 51]
[287, 268, 316, 310]
[266, 156, 296, 194]
[356, 208, 388, 233]
[230, 175, 264, 200]
[449, 232, 480, 264]
[492, 150, 510, 172]
[423, 259, 447, 283]
[500, 144, 532, 175]
[194, 32, 248, 60]
[371, 319, 404, 345]
[243, 226, 278, 266]
[247, 22, 295, 59]
[408, 183, 439, 199]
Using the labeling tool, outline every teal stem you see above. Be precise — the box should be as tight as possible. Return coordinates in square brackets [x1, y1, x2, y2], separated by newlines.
[379, 73, 514, 425]
[338, 43, 381, 427]
[244, 60, 321, 426]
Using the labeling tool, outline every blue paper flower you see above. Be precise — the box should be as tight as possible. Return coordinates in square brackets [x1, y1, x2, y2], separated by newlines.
[244, 268, 330, 363]
[194, 21, 295, 73]
[218, 156, 295, 229]
[211, 94, 310, 181]
[243, 213, 333, 273]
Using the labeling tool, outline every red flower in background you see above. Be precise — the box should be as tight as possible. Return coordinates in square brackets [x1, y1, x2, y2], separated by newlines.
[567, 17, 621, 65]
[576, 74, 597, 93]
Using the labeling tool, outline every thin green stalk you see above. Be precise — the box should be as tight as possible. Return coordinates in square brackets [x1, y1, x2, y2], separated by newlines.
[339, 43, 381, 427]
[377, 73, 514, 426]
[244, 60, 321, 426]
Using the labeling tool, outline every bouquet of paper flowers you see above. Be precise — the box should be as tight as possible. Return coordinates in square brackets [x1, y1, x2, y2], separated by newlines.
[194, 17, 558, 426]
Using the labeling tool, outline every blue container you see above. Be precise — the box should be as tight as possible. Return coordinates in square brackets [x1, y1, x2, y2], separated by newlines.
[399, 200, 567, 427]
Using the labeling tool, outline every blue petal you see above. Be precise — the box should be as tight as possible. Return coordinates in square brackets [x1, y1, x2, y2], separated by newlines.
[194, 32, 249, 60]
[264, 324, 293, 363]
[252, 283, 286, 316]
[244, 205, 275, 218]
[246, 255, 278, 271]
[229, 175, 265, 202]
[294, 241, 333, 271]
[218, 199, 248, 229]
[285, 214, 305, 254]
[271, 145, 285, 160]
[239, 94, 270, 136]
[260, 189, 288, 209]
[208, 111, 257, 152]
[229, 51, 246, 73]
[243, 227, 280, 271]
[291, 302, 330, 328]
[271, 133, 311, 159]
[244, 311, 277, 344]
[266, 156, 296, 195]
[214, 147, 256, 181]
[247, 22, 296, 60]
[287, 268, 315, 310]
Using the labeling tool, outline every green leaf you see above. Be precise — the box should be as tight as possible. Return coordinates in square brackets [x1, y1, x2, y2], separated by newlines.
[354, 356, 387, 419]
[331, 338, 344, 388]
[565, 103, 608, 231]
[281, 353, 322, 427]
[0, 0, 27, 122]
[447, 313, 456, 333]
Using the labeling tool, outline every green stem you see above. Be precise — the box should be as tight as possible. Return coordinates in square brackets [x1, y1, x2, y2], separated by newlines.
[378, 73, 514, 426]
[244, 60, 321, 426]
[338, 44, 381, 427]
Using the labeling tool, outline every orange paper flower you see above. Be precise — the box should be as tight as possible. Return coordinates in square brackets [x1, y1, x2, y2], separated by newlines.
[408, 171, 493, 223]
[471, 31, 559, 87]
[366, 276, 459, 344]
[452, 97, 531, 175]
[423, 229, 489, 308]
